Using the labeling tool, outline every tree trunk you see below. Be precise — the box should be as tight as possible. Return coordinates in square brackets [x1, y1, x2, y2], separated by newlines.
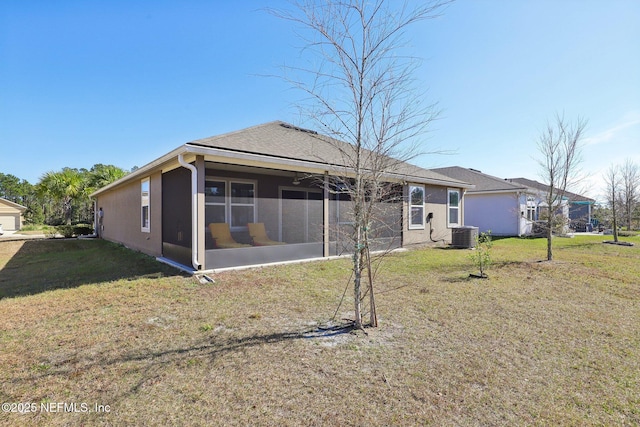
[353, 223, 363, 328]
[612, 201, 619, 243]
[365, 246, 378, 327]
[64, 197, 73, 225]
[547, 216, 553, 261]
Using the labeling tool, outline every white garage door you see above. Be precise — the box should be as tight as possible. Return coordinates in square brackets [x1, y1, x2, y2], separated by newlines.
[0, 215, 18, 231]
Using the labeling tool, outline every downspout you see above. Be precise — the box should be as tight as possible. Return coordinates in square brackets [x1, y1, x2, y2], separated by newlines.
[178, 153, 201, 270]
[93, 199, 98, 237]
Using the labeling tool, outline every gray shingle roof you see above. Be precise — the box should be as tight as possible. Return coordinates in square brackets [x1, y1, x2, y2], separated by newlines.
[507, 178, 595, 202]
[188, 121, 347, 165]
[188, 121, 470, 187]
[92, 121, 473, 197]
[431, 166, 526, 193]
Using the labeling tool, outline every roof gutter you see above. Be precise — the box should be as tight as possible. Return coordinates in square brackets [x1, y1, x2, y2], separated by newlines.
[178, 153, 201, 271]
[466, 188, 528, 195]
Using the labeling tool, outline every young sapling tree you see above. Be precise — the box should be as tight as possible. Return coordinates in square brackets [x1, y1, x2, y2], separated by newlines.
[470, 230, 493, 279]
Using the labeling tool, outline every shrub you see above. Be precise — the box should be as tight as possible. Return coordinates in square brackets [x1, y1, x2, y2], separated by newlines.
[53, 224, 94, 238]
[56, 225, 75, 238]
[73, 224, 94, 236]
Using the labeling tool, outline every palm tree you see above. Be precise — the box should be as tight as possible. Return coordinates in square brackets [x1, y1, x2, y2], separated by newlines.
[38, 168, 83, 225]
[37, 165, 128, 225]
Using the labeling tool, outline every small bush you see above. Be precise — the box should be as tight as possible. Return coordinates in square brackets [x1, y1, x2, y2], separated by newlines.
[56, 225, 75, 238]
[52, 224, 94, 238]
[73, 224, 94, 236]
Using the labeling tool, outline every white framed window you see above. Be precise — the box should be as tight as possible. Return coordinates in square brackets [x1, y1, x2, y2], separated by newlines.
[526, 196, 537, 221]
[409, 185, 425, 229]
[205, 178, 256, 230]
[447, 188, 461, 227]
[141, 178, 150, 233]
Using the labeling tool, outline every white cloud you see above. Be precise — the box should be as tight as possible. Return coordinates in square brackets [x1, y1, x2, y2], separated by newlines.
[583, 111, 640, 146]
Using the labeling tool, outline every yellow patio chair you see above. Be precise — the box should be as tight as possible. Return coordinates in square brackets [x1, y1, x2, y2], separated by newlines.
[248, 223, 286, 246]
[208, 223, 251, 249]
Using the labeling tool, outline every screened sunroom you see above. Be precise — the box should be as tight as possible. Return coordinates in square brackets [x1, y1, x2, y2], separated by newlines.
[161, 161, 403, 270]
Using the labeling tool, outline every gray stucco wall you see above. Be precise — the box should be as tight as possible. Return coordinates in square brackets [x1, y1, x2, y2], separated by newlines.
[403, 184, 463, 246]
[97, 171, 163, 257]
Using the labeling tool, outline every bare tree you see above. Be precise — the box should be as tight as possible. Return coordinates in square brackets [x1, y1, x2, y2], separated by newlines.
[271, 0, 450, 328]
[620, 159, 639, 231]
[536, 113, 587, 261]
[604, 164, 621, 242]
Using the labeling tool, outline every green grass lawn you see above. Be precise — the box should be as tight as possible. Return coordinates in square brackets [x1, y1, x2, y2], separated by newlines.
[0, 235, 638, 426]
[0, 239, 179, 298]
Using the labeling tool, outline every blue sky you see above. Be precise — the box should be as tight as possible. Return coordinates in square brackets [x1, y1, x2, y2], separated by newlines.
[1, 0, 638, 202]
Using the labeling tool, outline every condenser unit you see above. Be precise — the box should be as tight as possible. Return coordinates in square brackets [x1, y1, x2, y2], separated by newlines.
[451, 226, 479, 249]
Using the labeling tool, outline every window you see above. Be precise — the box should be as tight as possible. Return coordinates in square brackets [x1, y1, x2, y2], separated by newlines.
[447, 189, 460, 227]
[205, 180, 226, 224]
[141, 178, 150, 232]
[205, 178, 256, 229]
[526, 196, 537, 221]
[409, 185, 425, 229]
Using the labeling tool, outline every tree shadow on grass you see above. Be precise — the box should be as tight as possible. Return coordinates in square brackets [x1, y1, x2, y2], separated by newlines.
[5, 323, 357, 416]
[114, 322, 357, 372]
[0, 239, 184, 299]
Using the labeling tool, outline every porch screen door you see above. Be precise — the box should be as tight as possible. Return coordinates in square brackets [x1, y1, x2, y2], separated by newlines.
[281, 189, 323, 243]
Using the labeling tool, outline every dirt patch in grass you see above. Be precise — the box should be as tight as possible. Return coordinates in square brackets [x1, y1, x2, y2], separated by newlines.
[0, 236, 639, 426]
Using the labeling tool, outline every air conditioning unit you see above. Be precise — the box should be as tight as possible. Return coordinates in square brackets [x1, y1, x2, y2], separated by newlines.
[451, 226, 479, 249]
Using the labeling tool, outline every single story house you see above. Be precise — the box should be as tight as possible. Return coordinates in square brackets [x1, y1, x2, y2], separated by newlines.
[91, 121, 473, 272]
[0, 197, 27, 232]
[506, 178, 595, 230]
[432, 167, 535, 236]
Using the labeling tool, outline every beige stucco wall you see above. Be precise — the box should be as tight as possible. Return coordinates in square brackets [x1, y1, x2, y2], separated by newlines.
[96, 171, 163, 257]
[402, 184, 465, 246]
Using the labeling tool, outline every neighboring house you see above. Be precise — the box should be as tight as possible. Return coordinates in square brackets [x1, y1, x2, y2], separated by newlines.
[91, 121, 472, 272]
[0, 197, 27, 231]
[506, 178, 596, 231]
[432, 167, 535, 236]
